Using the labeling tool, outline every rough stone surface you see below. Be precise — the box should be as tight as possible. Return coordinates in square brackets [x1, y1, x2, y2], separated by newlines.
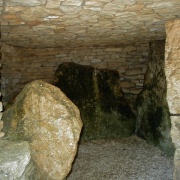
[174, 148, 180, 180]
[2, 80, 83, 180]
[54, 62, 136, 140]
[0, 140, 34, 180]
[1, 43, 149, 109]
[136, 40, 174, 156]
[165, 19, 180, 179]
[1, 0, 180, 48]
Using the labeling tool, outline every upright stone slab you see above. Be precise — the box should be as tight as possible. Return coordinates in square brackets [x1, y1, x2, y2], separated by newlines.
[136, 40, 174, 156]
[165, 19, 180, 179]
[54, 62, 136, 140]
[2, 80, 83, 180]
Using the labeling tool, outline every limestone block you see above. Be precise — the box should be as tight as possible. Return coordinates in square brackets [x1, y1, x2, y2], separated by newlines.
[10, 0, 46, 6]
[0, 140, 32, 180]
[2, 80, 83, 180]
[60, 5, 81, 14]
[0, 102, 3, 112]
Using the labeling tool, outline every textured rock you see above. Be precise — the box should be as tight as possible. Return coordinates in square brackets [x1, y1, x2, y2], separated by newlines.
[0, 140, 33, 180]
[174, 148, 180, 180]
[165, 19, 180, 179]
[2, 80, 83, 180]
[1, 0, 180, 47]
[136, 40, 174, 156]
[54, 62, 136, 140]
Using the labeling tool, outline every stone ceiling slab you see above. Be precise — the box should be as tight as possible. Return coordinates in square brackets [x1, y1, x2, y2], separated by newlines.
[1, 0, 180, 48]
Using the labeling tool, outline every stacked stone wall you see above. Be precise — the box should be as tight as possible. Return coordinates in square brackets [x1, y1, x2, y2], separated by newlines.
[1, 42, 149, 107]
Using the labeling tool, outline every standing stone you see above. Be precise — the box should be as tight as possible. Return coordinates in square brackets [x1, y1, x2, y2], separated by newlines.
[165, 19, 180, 179]
[54, 62, 136, 140]
[0, 140, 33, 180]
[2, 80, 83, 180]
[136, 40, 174, 156]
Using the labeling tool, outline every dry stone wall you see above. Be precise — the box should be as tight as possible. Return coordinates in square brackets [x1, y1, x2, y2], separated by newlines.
[1, 42, 149, 107]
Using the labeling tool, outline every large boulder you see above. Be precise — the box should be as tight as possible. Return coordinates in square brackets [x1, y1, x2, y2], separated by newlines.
[54, 62, 136, 140]
[136, 40, 174, 156]
[0, 140, 34, 180]
[2, 80, 83, 180]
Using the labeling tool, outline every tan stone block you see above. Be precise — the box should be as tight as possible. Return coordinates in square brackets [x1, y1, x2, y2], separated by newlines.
[120, 81, 135, 88]
[0, 120, 3, 131]
[125, 3, 144, 11]
[61, 0, 82, 6]
[108, 62, 120, 69]
[103, 3, 125, 11]
[92, 62, 107, 69]
[0, 132, 5, 138]
[123, 46, 136, 53]
[0, 102, 3, 112]
[105, 48, 123, 52]
[46, 0, 61, 8]
[85, 1, 104, 6]
[91, 59, 102, 63]
[59, 5, 81, 14]
[126, 69, 143, 75]
[130, 88, 142, 95]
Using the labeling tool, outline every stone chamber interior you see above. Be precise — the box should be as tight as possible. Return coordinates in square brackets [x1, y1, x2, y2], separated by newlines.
[0, 0, 180, 179]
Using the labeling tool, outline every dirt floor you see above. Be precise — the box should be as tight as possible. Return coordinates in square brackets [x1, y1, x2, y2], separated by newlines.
[67, 136, 173, 180]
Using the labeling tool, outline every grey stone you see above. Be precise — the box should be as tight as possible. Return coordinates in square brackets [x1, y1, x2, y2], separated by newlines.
[0, 140, 32, 180]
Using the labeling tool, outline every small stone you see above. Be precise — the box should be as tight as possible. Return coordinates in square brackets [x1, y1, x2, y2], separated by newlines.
[0, 120, 3, 131]
[60, 5, 81, 14]
[0, 132, 5, 138]
[120, 81, 135, 88]
[123, 46, 136, 53]
[0, 140, 32, 179]
[10, 0, 46, 6]
[0, 102, 3, 112]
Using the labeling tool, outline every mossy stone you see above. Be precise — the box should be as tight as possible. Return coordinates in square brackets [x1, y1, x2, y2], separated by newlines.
[54, 62, 136, 140]
[136, 40, 175, 156]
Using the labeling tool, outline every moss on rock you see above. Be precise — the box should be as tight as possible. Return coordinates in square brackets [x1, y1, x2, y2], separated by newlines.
[136, 40, 175, 156]
[54, 62, 136, 140]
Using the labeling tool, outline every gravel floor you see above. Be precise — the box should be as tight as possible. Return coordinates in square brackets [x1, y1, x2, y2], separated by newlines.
[67, 136, 173, 180]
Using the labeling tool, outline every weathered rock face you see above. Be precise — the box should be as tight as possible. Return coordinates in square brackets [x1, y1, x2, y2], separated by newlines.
[136, 40, 174, 156]
[2, 80, 83, 180]
[165, 19, 180, 179]
[0, 140, 34, 180]
[54, 62, 136, 140]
